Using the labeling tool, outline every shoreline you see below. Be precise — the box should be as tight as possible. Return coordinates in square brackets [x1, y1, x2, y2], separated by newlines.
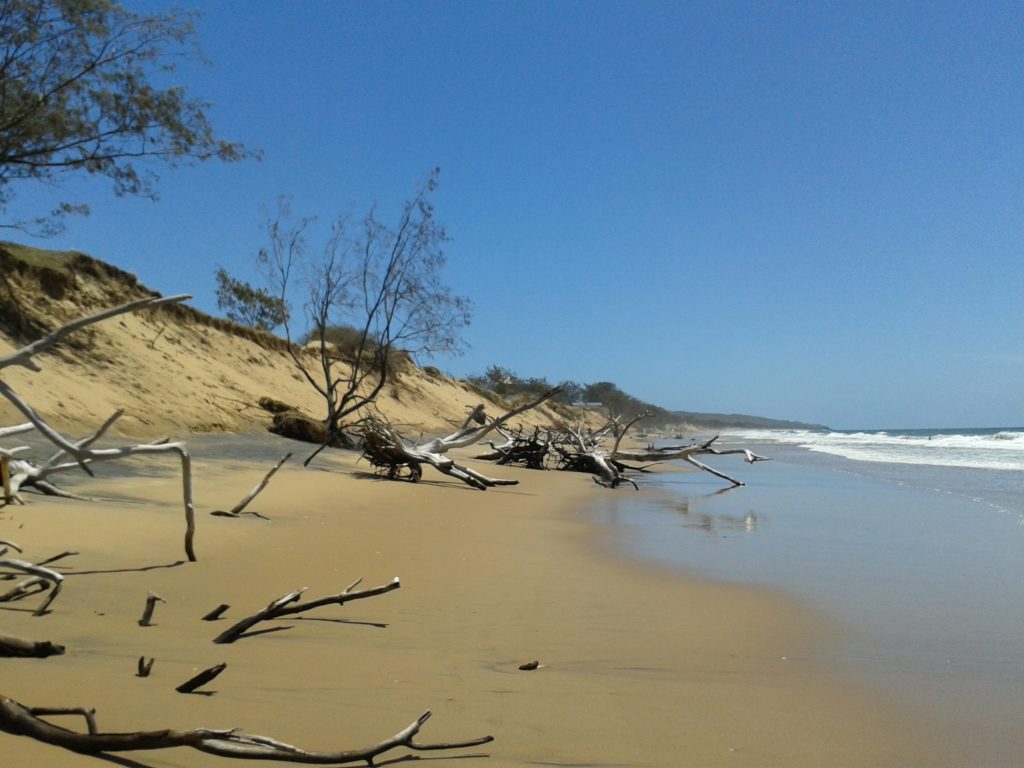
[1, 439, 949, 766]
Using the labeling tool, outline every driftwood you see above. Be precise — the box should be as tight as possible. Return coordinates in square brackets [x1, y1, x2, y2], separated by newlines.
[360, 388, 560, 490]
[213, 578, 401, 644]
[211, 453, 291, 519]
[176, 663, 227, 693]
[0, 632, 65, 658]
[0, 541, 63, 615]
[136, 657, 154, 677]
[611, 435, 770, 487]
[202, 603, 231, 621]
[544, 414, 769, 489]
[0, 694, 493, 763]
[0, 295, 198, 560]
[137, 591, 165, 627]
[473, 426, 551, 469]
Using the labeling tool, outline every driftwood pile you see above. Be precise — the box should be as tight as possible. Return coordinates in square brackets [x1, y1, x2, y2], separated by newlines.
[468, 412, 770, 490]
[358, 388, 561, 490]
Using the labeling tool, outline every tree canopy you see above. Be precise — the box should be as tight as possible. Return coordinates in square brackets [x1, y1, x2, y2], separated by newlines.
[214, 267, 287, 331]
[0, 0, 256, 234]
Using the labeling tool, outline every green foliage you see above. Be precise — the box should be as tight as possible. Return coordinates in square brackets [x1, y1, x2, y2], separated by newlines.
[466, 366, 580, 406]
[214, 267, 286, 331]
[0, 0, 257, 235]
[467, 367, 673, 422]
[582, 381, 669, 421]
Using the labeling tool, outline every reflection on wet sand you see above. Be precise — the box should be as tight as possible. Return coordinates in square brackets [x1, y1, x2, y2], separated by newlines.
[671, 488, 760, 535]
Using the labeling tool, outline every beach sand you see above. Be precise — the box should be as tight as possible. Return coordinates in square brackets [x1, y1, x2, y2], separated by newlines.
[1, 441, 948, 767]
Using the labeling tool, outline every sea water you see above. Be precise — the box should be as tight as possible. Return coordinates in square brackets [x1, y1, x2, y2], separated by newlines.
[596, 427, 1024, 764]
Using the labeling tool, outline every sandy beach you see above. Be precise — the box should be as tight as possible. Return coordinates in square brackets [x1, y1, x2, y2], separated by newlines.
[1, 437, 950, 767]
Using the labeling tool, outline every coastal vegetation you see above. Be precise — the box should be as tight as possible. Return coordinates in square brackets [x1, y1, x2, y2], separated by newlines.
[0, 0, 256, 236]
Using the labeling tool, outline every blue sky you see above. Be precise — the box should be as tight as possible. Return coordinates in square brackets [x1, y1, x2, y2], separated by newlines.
[4, 1, 1022, 429]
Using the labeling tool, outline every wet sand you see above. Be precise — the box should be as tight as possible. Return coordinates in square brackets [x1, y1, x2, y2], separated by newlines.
[1, 440, 947, 767]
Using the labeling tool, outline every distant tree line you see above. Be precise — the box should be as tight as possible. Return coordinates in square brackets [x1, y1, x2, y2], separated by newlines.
[465, 366, 673, 424]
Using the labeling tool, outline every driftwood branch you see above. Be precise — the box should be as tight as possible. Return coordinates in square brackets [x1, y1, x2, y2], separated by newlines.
[0, 695, 493, 763]
[211, 453, 291, 519]
[0, 541, 64, 615]
[213, 578, 401, 644]
[0, 295, 198, 560]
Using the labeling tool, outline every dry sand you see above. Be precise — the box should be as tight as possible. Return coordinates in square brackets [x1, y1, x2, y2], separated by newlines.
[1, 444, 949, 767]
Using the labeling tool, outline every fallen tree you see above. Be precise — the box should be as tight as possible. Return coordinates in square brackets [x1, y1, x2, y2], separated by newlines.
[0, 694, 493, 764]
[610, 435, 770, 487]
[0, 295, 198, 561]
[541, 414, 769, 489]
[359, 389, 560, 490]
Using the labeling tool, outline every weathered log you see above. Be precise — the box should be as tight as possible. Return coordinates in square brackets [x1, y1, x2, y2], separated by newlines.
[0, 694, 493, 763]
[213, 577, 401, 644]
[0, 632, 65, 658]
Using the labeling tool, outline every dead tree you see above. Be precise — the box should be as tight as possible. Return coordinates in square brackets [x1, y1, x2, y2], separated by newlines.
[0, 694, 493, 763]
[0, 295, 199, 561]
[360, 388, 560, 490]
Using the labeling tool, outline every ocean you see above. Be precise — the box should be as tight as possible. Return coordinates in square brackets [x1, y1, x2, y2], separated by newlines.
[596, 426, 1024, 765]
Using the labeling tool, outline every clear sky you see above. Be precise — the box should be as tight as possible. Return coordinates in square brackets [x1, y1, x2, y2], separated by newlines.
[4, 1, 1022, 429]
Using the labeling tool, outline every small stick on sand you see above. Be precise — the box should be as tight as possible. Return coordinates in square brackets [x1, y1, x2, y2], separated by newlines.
[138, 592, 165, 627]
[176, 663, 226, 693]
